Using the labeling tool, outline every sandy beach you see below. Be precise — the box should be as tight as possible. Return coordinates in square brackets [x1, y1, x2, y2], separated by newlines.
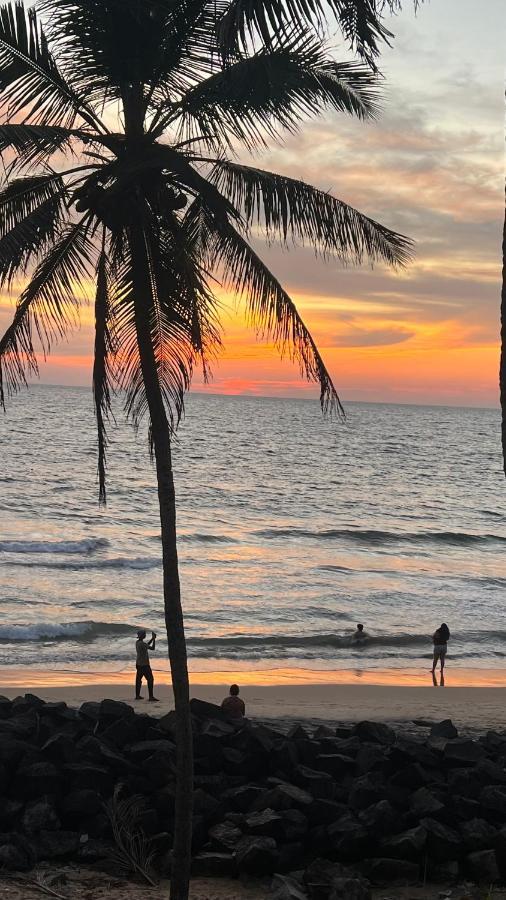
[1, 678, 505, 733]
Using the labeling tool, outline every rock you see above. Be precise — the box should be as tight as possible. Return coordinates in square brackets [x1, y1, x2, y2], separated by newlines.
[16, 762, 63, 799]
[348, 775, 385, 812]
[61, 789, 102, 819]
[190, 698, 231, 722]
[363, 857, 419, 884]
[99, 699, 135, 721]
[389, 762, 429, 790]
[64, 763, 112, 792]
[277, 841, 305, 874]
[303, 858, 371, 900]
[444, 739, 485, 766]
[208, 821, 243, 851]
[34, 830, 80, 860]
[410, 786, 445, 818]
[480, 785, 506, 817]
[381, 826, 427, 861]
[0, 799, 23, 829]
[460, 818, 497, 851]
[76, 837, 114, 862]
[474, 757, 506, 785]
[271, 873, 308, 900]
[244, 808, 283, 839]
[252, 782, 313, 812]
[192, 788, 221, 820]
[0, 835, 35, 871]
[426, 859, 459, 882]
[278, 809, 308, 842]
[40, 733, 75, 763]
[0, 737, 31, 766]
[314, 754, 355, 779]
[79, 701, 101, 722]
[21, 801, 60, 835]
[287, 725, 310, 741]
[306, 799, 347, 827]
[327, 814, 370, 860]
[420, 817, 462, 861]
[0, 697, 12, 719]
[466, 848, 500, 883]
[359, 800, 396, 834]
[235, 835, 279, 874]
[192, 851, 237, 877]
[352, 722, 395, 746]
[223, 783, 264, 812]
[294, 765, 334, 798]
[430, 720, 458, 740]
[355, 744, 387, 776]
[126, 739, 175, 762]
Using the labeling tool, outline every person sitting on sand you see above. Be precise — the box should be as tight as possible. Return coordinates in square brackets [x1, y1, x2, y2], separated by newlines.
[221, 684, 245, 719]
[352, 623, 368, 643]
[431, 622, 450, 687]
[135, 629, 159, 702]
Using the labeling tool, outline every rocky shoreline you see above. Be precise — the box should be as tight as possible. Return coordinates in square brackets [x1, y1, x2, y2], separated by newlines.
[1, 693, 506, 897]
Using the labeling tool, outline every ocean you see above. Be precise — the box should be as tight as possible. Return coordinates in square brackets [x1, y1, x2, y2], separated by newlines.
[1, 385, 505, 683]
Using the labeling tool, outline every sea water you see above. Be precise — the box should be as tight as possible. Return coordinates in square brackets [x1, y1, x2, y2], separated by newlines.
[1, 385, 504, 680]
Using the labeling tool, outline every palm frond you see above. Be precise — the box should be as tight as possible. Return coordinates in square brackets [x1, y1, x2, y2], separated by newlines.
[203, 208, 342, 415]
[216, 0, 394, 68]
[0, 216, 94, 404]
[0, 122, 91, 168]
[104, 787, 157, 887]
[0, 173, 68, 285]
[0, 1, 105, 130]
[209, 160, 413, 265]
[175, 41, 380, 150]
[93, 246, 114, 505]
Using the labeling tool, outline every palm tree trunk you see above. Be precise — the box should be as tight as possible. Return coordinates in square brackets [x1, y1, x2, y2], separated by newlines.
[129, 221, 193, 900]
[500, 191, 506, 477]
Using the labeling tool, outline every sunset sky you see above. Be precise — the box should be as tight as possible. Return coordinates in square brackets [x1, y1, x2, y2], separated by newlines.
[0, 0, 503, 407]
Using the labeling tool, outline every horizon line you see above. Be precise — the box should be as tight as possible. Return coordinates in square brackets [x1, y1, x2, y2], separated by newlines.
[25, 381, 499, 413]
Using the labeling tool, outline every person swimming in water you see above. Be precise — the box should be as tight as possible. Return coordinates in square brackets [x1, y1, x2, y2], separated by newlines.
[431, 622, 450, 687]
[352, 623, 368, 643]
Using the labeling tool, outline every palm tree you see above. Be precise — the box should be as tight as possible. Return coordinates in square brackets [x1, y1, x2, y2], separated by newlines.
[0, 1, 412, 896]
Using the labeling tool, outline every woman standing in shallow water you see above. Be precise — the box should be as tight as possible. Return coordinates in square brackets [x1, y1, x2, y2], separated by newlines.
[432, 623, 450, 686]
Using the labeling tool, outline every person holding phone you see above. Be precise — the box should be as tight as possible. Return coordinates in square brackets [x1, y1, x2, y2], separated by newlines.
[135, 628, 159, 701]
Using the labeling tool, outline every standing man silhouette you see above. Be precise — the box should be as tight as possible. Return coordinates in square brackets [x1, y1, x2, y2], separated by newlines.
[135, 629, 159, 701]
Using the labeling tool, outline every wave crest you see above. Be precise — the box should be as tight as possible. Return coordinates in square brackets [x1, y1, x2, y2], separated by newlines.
[0, 538, 109, 554]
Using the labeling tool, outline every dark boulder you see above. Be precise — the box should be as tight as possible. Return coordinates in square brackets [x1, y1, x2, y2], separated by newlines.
[359, 799, 396, 835]
[192, 851, 237, 877]
[15, 762, 63, 799]
[271, 873, 308, 900]
[0, 833, 36, 871]
[208, 821, 243, 851]
[362, 857, 419, 884]
[21, 801, 60, 835]
[235, 835, 279, 874]
[34, 829, 80, 860]
[348, 775, 385, 812]
[420, 817, 462, 861]
[294, 765, 334, 798]
[409, 787, 444, 818]
[304, 858, 370, 900]
[443, 739, 485, 766]
[430, 720, 458, 740]
[466, 848, 500, 883]
[381, 825, 427, 861]
[327, 814, 370, 861]
[251, 781, 313, 812]
[352, 722, 395, 746]
[460, 817, 497, 851]
[60, 789, 102, 820]
[480, 785, 506, 818]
